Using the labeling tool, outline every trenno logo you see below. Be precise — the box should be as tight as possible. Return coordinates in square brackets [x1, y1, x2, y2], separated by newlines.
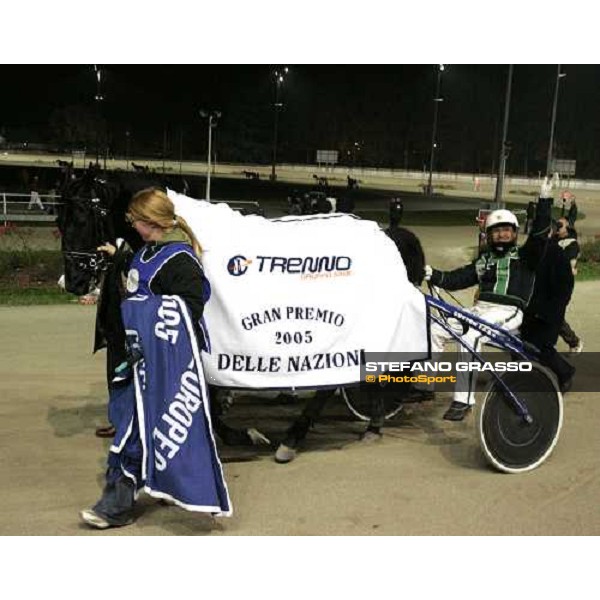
[227, 255, 250, 276]
[255, 255, 352, 274]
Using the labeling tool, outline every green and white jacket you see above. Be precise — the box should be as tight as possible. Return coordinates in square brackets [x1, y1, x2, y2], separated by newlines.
[430, 198, 552, 310]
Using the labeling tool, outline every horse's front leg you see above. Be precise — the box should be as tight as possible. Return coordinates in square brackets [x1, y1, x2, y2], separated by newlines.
[208, 386, 270, 447]
[274, 388, 336, 463]
[360, 387, 385, 442]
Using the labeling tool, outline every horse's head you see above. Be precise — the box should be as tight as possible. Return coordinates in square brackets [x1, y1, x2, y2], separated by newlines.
[56, 169, 175, 295]
[56, 170, 121, 295]
[386, 226, 426, 287]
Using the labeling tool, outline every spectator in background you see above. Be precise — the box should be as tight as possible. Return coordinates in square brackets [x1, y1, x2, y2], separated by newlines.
[521, 222, 575, 392]
[555, 213, 583, 354]
[46, 184, 58, 215]
[389, 197, 404, 229]
[27, 176, 45, 210]
[561, 194, 578, 225]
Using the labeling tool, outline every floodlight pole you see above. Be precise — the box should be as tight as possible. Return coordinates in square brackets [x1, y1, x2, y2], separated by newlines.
[162, 124, 167, 175]
[271, 67, 288, 182]
[427, 64, 444, 197]
[125, 130, 130, 171]
[179, 128, 183, 175]
[546, 65, 566, 177]
[93, 65, 104, 167]
[200, 110, 221, 201]
[494, 64, 513, 209]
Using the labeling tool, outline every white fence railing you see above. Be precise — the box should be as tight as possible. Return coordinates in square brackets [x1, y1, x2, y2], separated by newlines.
[1, 192, 61, 226]
[0, 192, 263, 226]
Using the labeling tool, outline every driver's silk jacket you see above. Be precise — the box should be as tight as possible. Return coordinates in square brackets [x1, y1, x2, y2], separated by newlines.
[430, 197, 552, 311]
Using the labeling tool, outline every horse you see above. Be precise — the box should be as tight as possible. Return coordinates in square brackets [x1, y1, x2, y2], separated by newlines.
[131, 162, 151, 173]
[57, 169, 159, 389]
[56, 159, 73, 170]
[273, 223, 425, 462]
[313, 174, 329, 187]
[57, 169, 427, 459]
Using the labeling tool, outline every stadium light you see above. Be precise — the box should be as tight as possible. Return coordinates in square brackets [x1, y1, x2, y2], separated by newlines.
[200, 110, 221, 201]
[93, 64, 104, 101]
[271, 67, 289, 182]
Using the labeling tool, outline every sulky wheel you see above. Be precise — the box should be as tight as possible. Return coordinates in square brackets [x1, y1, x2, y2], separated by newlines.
[341, 379, 408, 422]
[478, 362, 563, 473]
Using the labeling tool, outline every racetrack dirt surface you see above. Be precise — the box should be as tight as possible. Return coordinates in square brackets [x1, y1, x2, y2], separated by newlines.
[1, 270, 599, 535]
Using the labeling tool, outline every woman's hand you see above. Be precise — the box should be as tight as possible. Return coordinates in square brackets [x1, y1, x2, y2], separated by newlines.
[97, 242, 117, 257]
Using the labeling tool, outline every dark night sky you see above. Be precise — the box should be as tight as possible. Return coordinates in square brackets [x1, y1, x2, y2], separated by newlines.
[2, 64, 600, 176]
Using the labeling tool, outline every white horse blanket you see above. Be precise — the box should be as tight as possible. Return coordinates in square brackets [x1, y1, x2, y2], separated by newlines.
[168, 190, 429, 389]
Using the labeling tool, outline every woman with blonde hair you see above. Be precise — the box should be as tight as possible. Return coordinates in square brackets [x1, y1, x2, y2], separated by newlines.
[95, 188, 210, 347]
[120, 188, 209, 337]
[81, 187, 219, 529]
[126, 187, 203, 256]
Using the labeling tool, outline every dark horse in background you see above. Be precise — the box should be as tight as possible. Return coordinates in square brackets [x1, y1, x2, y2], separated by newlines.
[56, 167, 269, 446]
[57, 167, 150, 371]
[56, 168, 427, 458]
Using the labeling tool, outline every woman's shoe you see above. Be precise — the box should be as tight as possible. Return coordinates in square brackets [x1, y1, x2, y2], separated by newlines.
[95, 425, 116, 438]
[80, 509, 111, 529]
[80, 508, 134, 529]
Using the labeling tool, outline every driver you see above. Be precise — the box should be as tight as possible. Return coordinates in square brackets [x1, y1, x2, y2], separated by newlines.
[424, 192, 552, 421]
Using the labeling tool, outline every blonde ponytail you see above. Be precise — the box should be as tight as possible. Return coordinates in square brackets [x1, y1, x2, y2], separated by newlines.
[128, 188, 204, 258]
[175, 215, 203, 258]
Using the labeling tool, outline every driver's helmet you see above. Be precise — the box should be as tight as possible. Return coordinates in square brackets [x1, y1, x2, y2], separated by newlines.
[485, 209, 519, 253]
[485, 209, 519, 232]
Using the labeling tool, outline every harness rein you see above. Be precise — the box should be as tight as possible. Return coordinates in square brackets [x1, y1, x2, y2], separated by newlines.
[62, 193, 112, 283]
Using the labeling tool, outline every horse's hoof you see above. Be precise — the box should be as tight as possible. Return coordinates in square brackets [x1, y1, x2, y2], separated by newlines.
[274, 444, 297, 464]
[359, 430, 383, 444]
[247, 428, 271, 446]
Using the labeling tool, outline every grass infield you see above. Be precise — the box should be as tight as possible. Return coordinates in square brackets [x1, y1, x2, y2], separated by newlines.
[0, 286, 74, 306]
